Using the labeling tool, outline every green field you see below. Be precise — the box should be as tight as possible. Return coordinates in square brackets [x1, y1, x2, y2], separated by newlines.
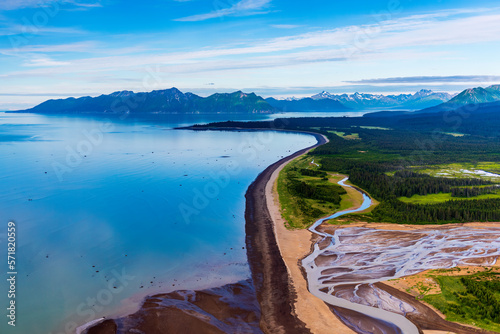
[424, 271, 500, 333]
[328, 131, 360, 140]
[414, 162, 500, 181]
[399, 192, 500, 204]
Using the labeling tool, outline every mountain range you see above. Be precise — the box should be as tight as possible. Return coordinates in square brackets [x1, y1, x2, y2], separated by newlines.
[10, 85, 500, 115]
[265, 97, 350, 112]
[310, 89, 453, 110]
[418, 85, 500, 113]
[15, 88, 276, 114]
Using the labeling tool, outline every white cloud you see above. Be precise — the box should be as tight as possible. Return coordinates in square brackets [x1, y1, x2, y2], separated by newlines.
[270, 24, 302, 29]
[0, 41, 98, 55]
[22, 56, 70, 67]
[0, 24, 87, 36]
[346, 75, 500, 84]
[5, 8, 500, 75]
[2, 7, 500, 103]
[0, 0, 56, 10]
[175, 0, 271, 22]
[0, 0, 101, 10]
[0, 41, 151, 56]
[68, 1, 101, 8]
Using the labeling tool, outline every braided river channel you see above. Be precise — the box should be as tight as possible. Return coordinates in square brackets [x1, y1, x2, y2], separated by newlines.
[302, 178, 500, 334]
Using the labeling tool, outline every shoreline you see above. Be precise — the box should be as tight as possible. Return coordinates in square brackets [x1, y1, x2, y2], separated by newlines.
[83, 125, 500, 334]
[264, 142, 357, 333]
[82, 125, 500, 334]
[243, 131, 328, 333]
[83, 129, 328, 334]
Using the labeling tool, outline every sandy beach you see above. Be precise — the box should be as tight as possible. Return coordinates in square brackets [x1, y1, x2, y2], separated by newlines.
[243, 132, 329, 333]
[264, 140, 356, 334]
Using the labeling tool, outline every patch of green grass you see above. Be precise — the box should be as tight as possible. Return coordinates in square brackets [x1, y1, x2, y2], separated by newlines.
[338, 195, 354, 211]
[327, 131, 360, 140]
[423, 272, 500, 333]
[413, 162, 500, 181]
[429, 268, 463, 274]
[398, 193, 453, 204]
[399, 192, 500, 204]
[328, 212, 376, 225]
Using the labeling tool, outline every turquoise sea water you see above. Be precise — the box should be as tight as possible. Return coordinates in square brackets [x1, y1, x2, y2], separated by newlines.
[0, 112, 317, 334]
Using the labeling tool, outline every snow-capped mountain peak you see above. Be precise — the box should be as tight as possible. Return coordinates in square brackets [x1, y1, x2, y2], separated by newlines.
[413, 89, 434, 98]
[310, 89, 452, 110]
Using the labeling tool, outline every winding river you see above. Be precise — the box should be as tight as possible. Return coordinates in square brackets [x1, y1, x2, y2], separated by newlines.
[302, 177, 500, 334]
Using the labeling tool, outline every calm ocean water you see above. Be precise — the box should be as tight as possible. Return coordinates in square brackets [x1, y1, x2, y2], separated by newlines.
[0, 112, 321, 334]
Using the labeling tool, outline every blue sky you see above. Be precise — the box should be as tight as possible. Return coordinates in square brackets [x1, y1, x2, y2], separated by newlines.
[1, 0, 500, 109]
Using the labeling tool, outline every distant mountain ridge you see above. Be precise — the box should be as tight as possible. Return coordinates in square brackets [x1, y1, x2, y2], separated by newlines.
[265, 97, 350, 112]
[15, 85, 500, 115]
[419, 85, 500, 113]
[15, 88, 276, 114]
[311, 89, 453, 110]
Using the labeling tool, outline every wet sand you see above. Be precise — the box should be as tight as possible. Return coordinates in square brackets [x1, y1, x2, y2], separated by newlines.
[85, 280, 262, 334]
[309, 222, 500, 334]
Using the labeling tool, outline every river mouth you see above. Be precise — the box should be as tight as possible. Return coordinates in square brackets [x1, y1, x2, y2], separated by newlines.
[302, 179, 500, 334]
